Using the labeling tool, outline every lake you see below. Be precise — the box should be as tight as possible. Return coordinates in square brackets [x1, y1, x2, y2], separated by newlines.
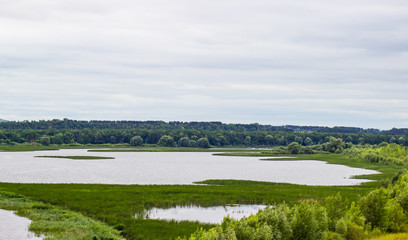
[0, 149, 378, 185]
[140, 204, 268, 224]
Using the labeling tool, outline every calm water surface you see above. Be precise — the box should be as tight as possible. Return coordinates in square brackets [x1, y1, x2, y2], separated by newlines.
[141, 205, 267, 224]
[0, 149, 378, 185]
[0, 209, 43, 240]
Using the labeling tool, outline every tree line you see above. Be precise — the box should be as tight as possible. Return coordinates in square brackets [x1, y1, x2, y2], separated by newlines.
[0, 127, 407, 148]
[1, 119, 408, 135]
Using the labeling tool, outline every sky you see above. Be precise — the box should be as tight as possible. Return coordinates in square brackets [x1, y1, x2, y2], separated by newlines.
[0, 0, 407, 129]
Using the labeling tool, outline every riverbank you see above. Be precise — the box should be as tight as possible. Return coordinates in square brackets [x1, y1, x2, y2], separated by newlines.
[0, 191, 122, 240]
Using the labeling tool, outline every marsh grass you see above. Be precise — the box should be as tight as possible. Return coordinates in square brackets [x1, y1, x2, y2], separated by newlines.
[368, 232, 408, 240]
[0, 180, 376, 240]
[0, 152, 404, 239]
[0, 191, 122, 240]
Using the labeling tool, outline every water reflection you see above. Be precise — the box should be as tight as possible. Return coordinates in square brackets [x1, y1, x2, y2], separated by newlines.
[139, 205, 267, 224]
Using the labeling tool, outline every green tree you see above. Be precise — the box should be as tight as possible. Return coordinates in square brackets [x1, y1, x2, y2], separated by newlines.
[63, 131, 75, 144]
[244, 136, 252, 146]
[325, 137, 343, 153]
[158, 135, 175, 147]
[197, 138, 210, 148]
[324, 193, 349, 231]
[291, 202, 328, 240]
[40, 136, 50, 146]
[130, 136, 143, 146]
[265, 135, 274, 145]
[94, 131, 103, 144]
[294, 136, 303, 145]
[359, 188, 389, 231]
[304, 137, 313, 146]
[178, 137, 191, 147]
[287, 142, 301, 154]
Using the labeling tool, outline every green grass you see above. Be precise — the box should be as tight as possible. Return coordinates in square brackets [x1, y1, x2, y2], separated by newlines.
[0, 179, 377, 240]
[35, 155, 114, 160]
[0, 145, 61, 151]
[0, 191, 122, 240]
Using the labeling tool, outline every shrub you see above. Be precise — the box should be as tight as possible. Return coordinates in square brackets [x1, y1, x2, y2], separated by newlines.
[287, 142, 301, 154]
[359, 188, 389, 232]
[291, 202, 328, 240]
[178, 137, 191, 147]
[130, 136, 143, 146]
[157, 135, 175, 147]
[197, 138, 210, 148]
[40, 136, 50, 146]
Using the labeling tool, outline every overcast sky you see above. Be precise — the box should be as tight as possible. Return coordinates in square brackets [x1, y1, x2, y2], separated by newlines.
[0, 0, 407, 129]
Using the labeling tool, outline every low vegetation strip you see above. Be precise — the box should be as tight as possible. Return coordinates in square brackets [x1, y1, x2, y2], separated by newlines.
[35, 155, 114, 160]
[368, 232, 408, 240]
[0, 191, 122, 240]
[87, 147, 256, 152]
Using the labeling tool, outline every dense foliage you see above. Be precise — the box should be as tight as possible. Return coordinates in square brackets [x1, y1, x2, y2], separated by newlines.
[0, 119, 407, 148]
[344, 143, 408, 165]
[180, 171, 408, 240]
[2, 119, 408, 135]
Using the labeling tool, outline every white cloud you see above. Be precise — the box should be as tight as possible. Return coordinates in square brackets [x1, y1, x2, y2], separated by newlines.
[0, 0, 407, 129]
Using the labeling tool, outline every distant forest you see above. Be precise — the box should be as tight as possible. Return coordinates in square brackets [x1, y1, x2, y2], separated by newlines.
[0, 119, 407, 146]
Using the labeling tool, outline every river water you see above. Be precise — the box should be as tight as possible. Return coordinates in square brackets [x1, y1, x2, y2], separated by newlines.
[0, 149, 378, 185]
[141, 204, 268, 224]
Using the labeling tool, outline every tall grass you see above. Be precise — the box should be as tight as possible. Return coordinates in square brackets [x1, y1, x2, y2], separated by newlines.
[0, 191, 122, 240]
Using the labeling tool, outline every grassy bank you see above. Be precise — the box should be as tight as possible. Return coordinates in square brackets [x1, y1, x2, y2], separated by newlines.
[0, 191, 122, 240]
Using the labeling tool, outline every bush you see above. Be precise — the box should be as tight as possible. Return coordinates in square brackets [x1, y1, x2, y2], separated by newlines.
[291, 202, 328, 240]
[130, 136, 143, 146]
[40, 136, 50, 146]
[359, 188, 389, 232]
[197, 138, 210, 148]
[178, 137, 191, 147]
[157, 135, 175, 147]
[287, 142, 301, 154]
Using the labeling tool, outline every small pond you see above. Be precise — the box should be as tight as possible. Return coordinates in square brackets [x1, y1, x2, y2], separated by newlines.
[0, 209, 43, 240]
[0, 149, 378, 185]
[140, 205, 267, 224]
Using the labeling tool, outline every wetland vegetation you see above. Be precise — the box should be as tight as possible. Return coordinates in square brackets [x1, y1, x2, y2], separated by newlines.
[1, 119, 408, 239]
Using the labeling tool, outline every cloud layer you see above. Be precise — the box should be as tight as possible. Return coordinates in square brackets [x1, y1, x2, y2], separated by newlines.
[1, 0, 407, 129]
